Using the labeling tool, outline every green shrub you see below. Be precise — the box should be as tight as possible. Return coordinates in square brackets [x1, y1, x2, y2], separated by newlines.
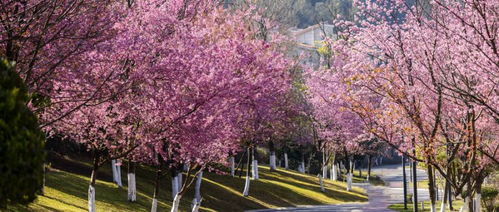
[0, 58, 45, 208]
[481, 186, 498, 212]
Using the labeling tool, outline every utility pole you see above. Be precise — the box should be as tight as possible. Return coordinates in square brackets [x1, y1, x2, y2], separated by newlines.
[402, 155, 408, 209]
[412, 148, 418, 212]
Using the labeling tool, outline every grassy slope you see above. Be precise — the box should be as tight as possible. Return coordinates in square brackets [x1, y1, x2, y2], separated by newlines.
[6, 155, 367, 212]
[389, 200, 464, 212]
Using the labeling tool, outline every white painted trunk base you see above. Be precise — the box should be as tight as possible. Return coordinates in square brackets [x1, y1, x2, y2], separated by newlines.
[474, 193, 481, 212]
[172, 176, 179, 199]
[191, 199, 202, 212]
[116, 164, 122, 187]
[269, 154, 276, 170]
[252, 160, 259, 179]
[459, 197, 470, 212]
[331, 164, 337, 181]
[230, 156, 235, 177]
[242, 176, 250, 196]
[177, 173, 183, 192]
[111, 160, 122, 187]
[127, 173, 137, 201]
[318, 174, 325, 192]
[170, 194, 182, 212]
[151, 198, 158, 212]
[284, 153, 289, 169]
[346, 173, 352, 191]
[192, 171, 203, 212]
[194, 171, 203, 202]
[430, 203, 436, 212]
[88, 185, 96, 212]
[440, 202, 446, 212]
[322, 166, 327, 179]
[112, 160, 117, 182]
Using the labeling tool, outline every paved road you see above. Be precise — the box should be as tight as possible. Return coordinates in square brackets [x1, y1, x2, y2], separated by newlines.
[247, 164, 429, 212]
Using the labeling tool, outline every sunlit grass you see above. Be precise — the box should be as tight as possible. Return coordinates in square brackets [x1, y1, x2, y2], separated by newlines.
[6, 157, 367, 212]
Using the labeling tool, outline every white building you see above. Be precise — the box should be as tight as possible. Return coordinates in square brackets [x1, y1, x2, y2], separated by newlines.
[289, 24, 336, 48]
[288, 23, 337, 68]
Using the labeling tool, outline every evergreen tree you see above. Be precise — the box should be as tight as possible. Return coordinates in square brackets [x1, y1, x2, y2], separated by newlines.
[0, 58, 45, 208]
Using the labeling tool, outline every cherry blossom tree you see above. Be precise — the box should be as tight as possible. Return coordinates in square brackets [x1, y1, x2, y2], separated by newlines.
[320, 0, 499, 210]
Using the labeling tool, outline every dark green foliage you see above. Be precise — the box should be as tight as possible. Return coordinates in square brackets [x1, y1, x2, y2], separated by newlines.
[481, 186, 498, 212]
[0, 58, 45, 207]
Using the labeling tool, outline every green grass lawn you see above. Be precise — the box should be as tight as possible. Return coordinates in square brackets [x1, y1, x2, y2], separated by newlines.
[6, 154, 367, 212]
[389, 199, 464, 212]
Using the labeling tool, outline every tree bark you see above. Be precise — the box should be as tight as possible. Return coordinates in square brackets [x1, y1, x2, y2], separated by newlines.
[243, 147, 252, 196]
[171, 169, 179, 199]
[346, 159, 352, 191]
[318, 174, 325, 192]
[193, 171, 203, 203]
[88, 152, 100, 212]
[331, 163, 338, 181]
[427, 165, 437, 212]
[171, 193, 182, 212]
[127, 161, 137, 202]
[252, 148, 259, 179]
[440, 179, 448, 212]
[230, 156, 235, 177]
[151, 167, 161, 212]
[269, 141, 276, 171]
[322, 152, 328, 179]
[284, 152, 289, 169]
[177, 172, 183, 193]
[367, 155, 372, 181]
[474, 179, 483, 212]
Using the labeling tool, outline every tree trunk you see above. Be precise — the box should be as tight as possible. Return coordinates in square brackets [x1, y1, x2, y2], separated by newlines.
[448, 181, 453, 210]
[193, 171, 203, 203]
[412, 159, 418, 212]
[252, 148, 259, 179]
[127, 161, 137, 202]
[358, 160, 362, 178]
[177, 172, 183, 193]
[346, 159, 352, 191]
[269, 141, 276, 171]
[367, 156, 372, 181]
[151, 168, 161, 212]
[322, 152, 327, 179]
[306, 152, 315, 173]
[427, 165, 437, 212]
[88, 154, 100, 212]
[474, 179, 482, 212]
[459, 195, 471, 212]
[318, 174, 325, 192]
[42, 164, 46, 195]
[171, 193, 182, 212]
[440, 179, 448, 212]
[112, 159, 118, 184]
[284, 153, 289, 169]
[409, 161, 413, 183]
[243, 147, 252, 196]
[299, 153, 305, 173]
[116, 160, 122, 187]
[112, 160, 123, 187]
[171, 169, 179, 199]
[230, 156, 235, 177]
[331, 163, 338, 181]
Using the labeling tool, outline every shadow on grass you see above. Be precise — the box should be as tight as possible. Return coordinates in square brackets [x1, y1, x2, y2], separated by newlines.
[16, 154, 368, 212]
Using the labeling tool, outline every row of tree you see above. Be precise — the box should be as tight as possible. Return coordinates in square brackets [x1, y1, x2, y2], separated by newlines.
[0, 0, 311, 211]
[305, 0, 498, 211]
